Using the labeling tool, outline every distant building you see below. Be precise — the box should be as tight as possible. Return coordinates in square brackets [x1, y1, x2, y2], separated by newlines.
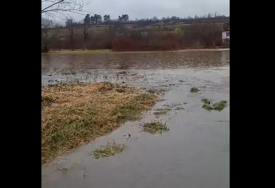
[222, 22, 230, 44]
[222, 31, 230, 43]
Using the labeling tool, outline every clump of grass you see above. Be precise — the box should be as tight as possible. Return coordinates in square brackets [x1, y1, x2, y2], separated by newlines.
[61, 71, 76, 75]
[91, 142, 125, 159]
[190, 87, 199, 93]
[142, 121, 169, 134]
[57, 167, 68, 172]
[42, 82, 158, 164]
[212, 101, 227, 111]
[116, 88, 126, 93]
[202, 98, 227, 111]
[174, 107, 185, 110]
[146, 88, 165, 95]
[147, 89, 156, 94]
[201, 98, 211, 104]
[117, 71, 127, 75]
[41, 96, 55, 106]
[202, 103, 213, 110]
[153, 108, 171, 117]
[163, 103, 184, 109]
[97, 81, 116, 92]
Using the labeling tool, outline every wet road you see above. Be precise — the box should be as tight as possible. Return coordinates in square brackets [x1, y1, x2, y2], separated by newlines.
[42, 50, 229, 188]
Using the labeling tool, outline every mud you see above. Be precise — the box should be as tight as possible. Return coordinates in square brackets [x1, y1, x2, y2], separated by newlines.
[42, 50, 229, 188]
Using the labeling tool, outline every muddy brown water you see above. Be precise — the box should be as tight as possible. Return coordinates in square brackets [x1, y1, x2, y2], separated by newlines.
[42, 50, 229, 188]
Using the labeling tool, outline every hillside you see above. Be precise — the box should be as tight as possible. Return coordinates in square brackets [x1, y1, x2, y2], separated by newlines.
[42, 16, 229, 51]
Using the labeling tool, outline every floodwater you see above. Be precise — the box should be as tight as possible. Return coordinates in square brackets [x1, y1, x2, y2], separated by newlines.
[42, 50, 230, 188]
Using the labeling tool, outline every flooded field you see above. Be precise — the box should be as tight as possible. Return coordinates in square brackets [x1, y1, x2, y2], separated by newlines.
[42, 50, 230, 188]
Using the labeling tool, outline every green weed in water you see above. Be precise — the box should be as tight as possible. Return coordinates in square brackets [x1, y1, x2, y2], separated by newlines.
[212, 101, 227, 111]
[190, 87, 199, 93]
[57, 167, 68, 172]
[153, 108, 171, 117]
[142, 121, 169, 134]
[202, 98, 227, 111]
[91, 142, 125, 159]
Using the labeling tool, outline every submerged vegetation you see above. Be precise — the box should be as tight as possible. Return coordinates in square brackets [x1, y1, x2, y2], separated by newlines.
[41, 82, 158, 164]
[153, 108, 171, 117]
[190, 87, 199, 93]
[201, 98, 227, 111]
[142, 121, 169, 134]
[91, 142, 125, 159]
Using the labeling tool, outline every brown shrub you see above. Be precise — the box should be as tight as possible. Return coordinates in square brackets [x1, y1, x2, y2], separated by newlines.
[112, 34, 181, 51]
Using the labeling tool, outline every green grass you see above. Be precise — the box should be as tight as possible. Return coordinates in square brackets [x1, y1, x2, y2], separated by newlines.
[201, 98, 211, 104]
[91, 142, 125, 159]
[190, 87, 199, 93]
[57, 167, 68, 172]
[142, 121, 169, 134]
[201, 98, 227, 111]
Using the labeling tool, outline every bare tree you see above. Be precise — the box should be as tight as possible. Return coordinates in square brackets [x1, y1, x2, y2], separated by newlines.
[41, 17, 53, 28]
[41, 18, 53, 52]
[118, 14, 129, 22]
[41, 1, 89, 51]
[65, 18, 75, 50]
[41, 0, 88, 16]
[92, 14, 102, 24]
[83, 14, 90, 48]
[104, 15, 111, 22]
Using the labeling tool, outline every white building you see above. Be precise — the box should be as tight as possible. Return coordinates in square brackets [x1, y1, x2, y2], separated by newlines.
[222, 31, 230, 43]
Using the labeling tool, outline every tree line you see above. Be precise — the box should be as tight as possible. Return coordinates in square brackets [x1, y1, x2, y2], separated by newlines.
[63, 12, 228, 28]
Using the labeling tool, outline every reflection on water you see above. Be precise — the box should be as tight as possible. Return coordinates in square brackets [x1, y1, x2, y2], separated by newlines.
[42, 50, 229, 188]
[42, 50, 229, 74]
[221, 50, 230, 64]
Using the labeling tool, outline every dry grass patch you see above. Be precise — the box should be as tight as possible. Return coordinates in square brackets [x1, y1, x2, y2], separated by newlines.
[42, 82, 158, 164]
[41, 95, 55, 106]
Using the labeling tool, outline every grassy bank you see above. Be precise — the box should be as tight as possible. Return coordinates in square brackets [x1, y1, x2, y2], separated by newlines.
[41, 82, 158, 164]
[42, 48, 229, 55]
[43, 49, 112, 55]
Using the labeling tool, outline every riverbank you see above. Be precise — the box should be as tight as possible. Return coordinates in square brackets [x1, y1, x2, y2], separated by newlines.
[42, 48, 229, 55]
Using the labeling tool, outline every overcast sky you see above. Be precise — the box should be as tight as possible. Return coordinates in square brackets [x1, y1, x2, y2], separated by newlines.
[43, 0, 229, 22]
